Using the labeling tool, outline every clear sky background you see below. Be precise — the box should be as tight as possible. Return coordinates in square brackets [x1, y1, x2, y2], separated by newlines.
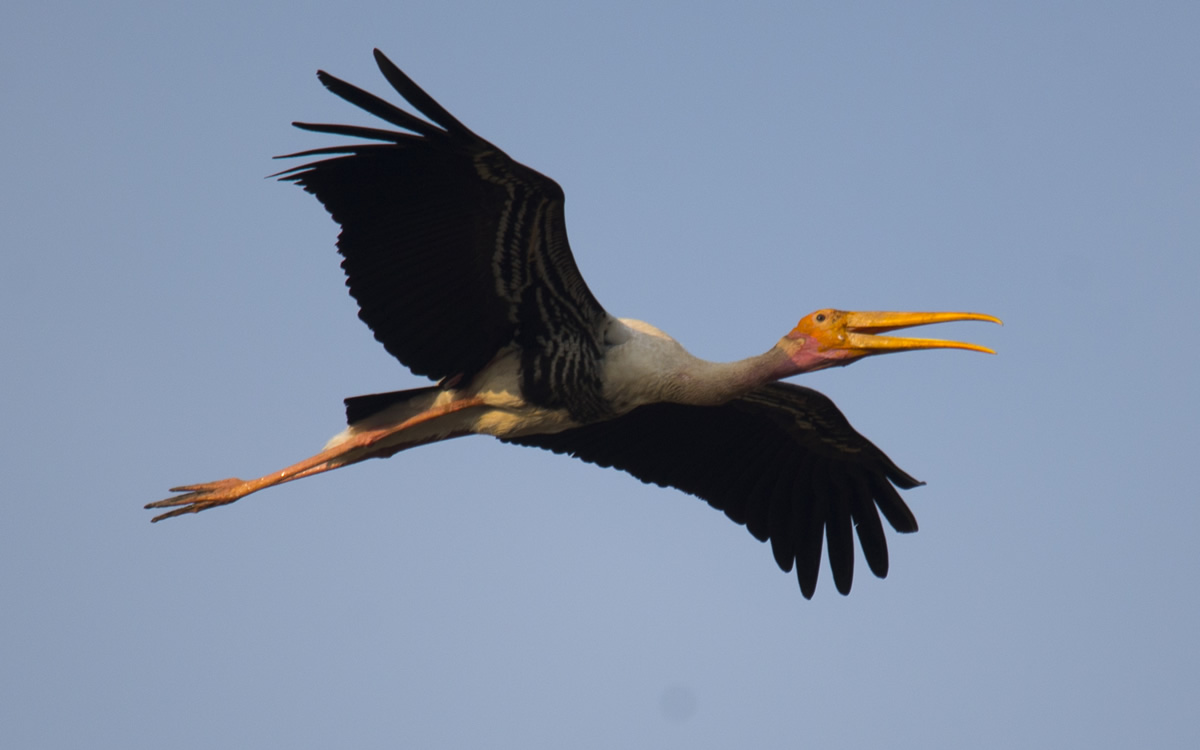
[3, 2, 1198, 748]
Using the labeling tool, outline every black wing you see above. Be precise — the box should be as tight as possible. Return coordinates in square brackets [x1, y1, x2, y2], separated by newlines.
[276, 50, 611, 418]
[504, 382, 922, 598]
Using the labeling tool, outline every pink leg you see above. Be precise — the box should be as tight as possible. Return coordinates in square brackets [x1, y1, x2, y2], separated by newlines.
[146, 396, 484, 522]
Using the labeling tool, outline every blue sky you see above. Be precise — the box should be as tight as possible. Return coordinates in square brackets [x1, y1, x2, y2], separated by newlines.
[4, 2, 1198, 747]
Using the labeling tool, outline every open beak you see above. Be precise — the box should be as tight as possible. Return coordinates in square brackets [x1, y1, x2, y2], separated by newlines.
[796, 310, 1002, 358]
[840, 310, 1001, 354]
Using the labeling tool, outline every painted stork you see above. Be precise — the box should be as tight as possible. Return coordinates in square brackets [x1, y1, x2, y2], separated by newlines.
[148, 49, 999, 598]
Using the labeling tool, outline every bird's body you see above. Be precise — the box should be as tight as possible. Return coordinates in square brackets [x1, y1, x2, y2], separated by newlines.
[328, 316, 780, 451]
[148, 50, 999, 598]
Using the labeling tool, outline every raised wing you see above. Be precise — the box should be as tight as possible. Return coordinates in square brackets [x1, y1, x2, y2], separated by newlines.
[504, 382, 922, 598]
[276, 50, 611, 417]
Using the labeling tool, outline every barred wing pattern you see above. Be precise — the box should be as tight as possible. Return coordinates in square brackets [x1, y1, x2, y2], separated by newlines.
[276, 50, 612, 419]
[505, 382, 921, 598]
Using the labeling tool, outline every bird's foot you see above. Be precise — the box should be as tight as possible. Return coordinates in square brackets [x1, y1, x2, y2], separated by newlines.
[145, 478, 251, 522]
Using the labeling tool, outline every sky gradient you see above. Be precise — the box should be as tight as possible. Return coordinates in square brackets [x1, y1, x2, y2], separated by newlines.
[4, 2, 1199, 747]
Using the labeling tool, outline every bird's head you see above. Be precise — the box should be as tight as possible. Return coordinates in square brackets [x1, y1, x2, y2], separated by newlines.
[780, 309, 1001, 374]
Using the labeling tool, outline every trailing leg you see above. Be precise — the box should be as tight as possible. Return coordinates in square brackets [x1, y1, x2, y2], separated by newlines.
[146, 391, 485, 522]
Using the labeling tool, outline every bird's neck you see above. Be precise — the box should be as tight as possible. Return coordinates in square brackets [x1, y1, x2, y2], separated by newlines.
[671, 347, 793, 406]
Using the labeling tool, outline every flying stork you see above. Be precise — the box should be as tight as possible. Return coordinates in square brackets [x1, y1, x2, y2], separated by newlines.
[148, 49, 999, 598]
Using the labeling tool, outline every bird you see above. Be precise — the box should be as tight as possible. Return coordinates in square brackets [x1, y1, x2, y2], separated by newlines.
[147, 49, 999, 598]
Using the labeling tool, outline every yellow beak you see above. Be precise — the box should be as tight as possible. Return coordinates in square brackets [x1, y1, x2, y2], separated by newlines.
[838, 310, 1001, 354]
[793, 309, 1001, 358]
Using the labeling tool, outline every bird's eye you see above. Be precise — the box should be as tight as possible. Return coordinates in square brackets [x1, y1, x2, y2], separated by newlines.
[815, 314, 826, 323]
